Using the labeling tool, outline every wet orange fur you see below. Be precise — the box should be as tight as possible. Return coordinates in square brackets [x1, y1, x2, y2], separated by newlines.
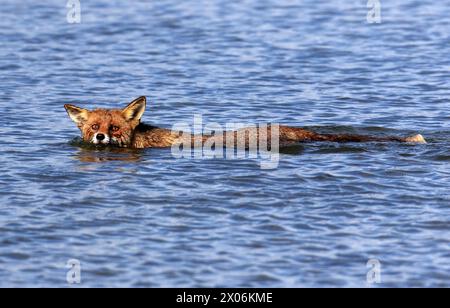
[79, 109, 138, 147]
[65, 96, 426, 149]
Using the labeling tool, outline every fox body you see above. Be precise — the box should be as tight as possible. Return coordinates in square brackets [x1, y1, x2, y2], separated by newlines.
[64, 96, 426, 149]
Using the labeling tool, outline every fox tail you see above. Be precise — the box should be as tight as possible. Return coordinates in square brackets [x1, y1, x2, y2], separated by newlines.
[404, 134, 427, 144]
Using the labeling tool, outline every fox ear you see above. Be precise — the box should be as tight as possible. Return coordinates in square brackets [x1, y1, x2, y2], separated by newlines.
[64, 104, 89, 125]
[122, 96, 146, 122]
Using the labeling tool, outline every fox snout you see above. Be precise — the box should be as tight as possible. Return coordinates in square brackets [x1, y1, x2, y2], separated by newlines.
[93, 132, 110, 145]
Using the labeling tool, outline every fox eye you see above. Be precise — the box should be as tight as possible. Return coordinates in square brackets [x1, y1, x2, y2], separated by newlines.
[92, 124, 99, 130]
[111, 126, 120, 132]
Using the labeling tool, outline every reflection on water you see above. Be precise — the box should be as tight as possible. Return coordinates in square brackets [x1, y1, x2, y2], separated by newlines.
[71, 138, 144, 163]
[74, 148, 144, 163]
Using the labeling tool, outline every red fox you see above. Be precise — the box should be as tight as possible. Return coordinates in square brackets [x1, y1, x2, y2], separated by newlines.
[64, 96, 426, 149]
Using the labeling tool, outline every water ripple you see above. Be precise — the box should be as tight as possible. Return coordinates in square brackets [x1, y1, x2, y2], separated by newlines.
[0, 0, 448, 288]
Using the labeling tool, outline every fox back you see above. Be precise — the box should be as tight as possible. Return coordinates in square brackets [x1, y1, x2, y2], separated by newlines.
[65, 96, 426, 149]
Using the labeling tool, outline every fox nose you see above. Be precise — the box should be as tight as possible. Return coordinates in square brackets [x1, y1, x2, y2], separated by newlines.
[96, 134, 106, 141]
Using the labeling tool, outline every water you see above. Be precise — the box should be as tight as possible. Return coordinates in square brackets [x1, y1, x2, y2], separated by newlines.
[0, 0, 449, 287]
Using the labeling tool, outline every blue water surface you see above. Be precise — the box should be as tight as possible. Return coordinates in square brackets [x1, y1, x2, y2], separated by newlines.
[0, 0, 449, 287]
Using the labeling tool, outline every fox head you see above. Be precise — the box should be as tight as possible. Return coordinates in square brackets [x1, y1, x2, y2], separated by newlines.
[64, 96, 146, 147]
